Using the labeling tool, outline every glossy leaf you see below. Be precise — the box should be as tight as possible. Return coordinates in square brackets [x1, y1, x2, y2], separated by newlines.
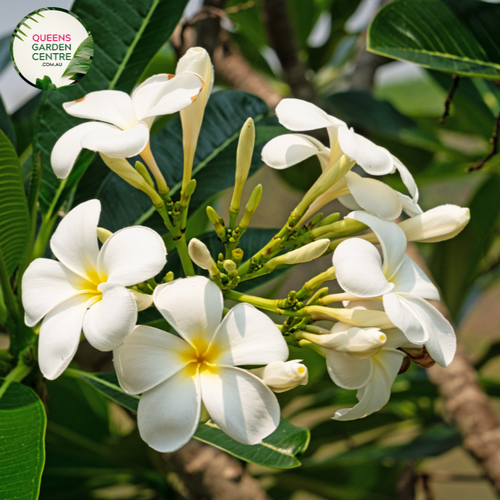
[368, 0, 500, 79]
[430, 175, 500, 319]
[69, 370, 310, 468]
[0, 379, 47, 500]
[0, 93, 15, 148]
[62, 36, 94, 79]
[0, 130, 30, 276]
[34, 0, 189, 213]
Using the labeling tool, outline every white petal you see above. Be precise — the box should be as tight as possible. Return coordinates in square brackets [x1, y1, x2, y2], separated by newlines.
[345, 172, 402, 221]
[50, 199, 100, 280]
[392, 255, 440, 300]
[333, 238, 393, 297]
[343, 299, 385, 311]
[333, 349, 404, 420]
[97, 226, 166, 287]
[63, 90, 137, 130]
[397, 294, 456, 367]
[384, 328, 421, 350]
[398, 192, 423, 218]
[262, 133, 330, 170]
[348, 211, 407, 280]
[393, 156, 418, 202]
[338, 193, 363, 212]
[338, 127, 394, 175]
[38, 294, 92, 380]
[383, 293, 428, 344]
[81, 122, 149, 159]
[138, 368, 201, 452]
[113, 325, 191, 394]
[200, 366, 280, 444]
[141, 73, 204, 119]
[129, 289, 154, 311]
[51, 122, 114, 179]
[153, 276, 223, 345]
[22, 259, 86, 327]
[83, 284, 137, 351]
[211, 303, 288, 366]
[326, 350, 373, 389]
[132, 74, 173, 121]
[276, 98, 345, 131]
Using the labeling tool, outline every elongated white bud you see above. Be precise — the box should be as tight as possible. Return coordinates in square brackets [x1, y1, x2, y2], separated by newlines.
[266, 239, 330, 270]
[230, 118, 255, 214]
[177, 47, 214, 189]
[302, 324, 386, 359]
[398, 204, 470, 243]
[188, 238, 218, 276]
[250, 360, 308, 393]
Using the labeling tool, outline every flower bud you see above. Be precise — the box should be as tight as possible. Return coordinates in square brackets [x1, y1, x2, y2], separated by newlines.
[177, 47, 214, 189]
[97, 227, 112, 244]
[302, 324, 386, 359]
[239, 184, 263, 229]
[398, 204, 470, 243]
[134, 161, 155, 189]
[100, 154, 162, 206]
[250, 360, 308, 393]
[188, 238, 218, 276]
[230, 118, 255, 214]
[266, 239, 330, 270]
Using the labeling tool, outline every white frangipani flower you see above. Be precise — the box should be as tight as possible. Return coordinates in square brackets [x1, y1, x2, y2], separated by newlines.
[51, 71, 205, 179]
[332, 211, 456, 367]
[250, 360, 308, 393]
[399, 204, 470, 243]
[113, 276, 289, 452]
[261, 98, 418, 201]
[22, 200, 167, 380]
[320, 322, 411, 420]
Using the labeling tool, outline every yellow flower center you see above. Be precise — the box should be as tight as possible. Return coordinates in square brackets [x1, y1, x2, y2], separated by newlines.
[181, 336, 221, 377]
[75, 267, 108, 305]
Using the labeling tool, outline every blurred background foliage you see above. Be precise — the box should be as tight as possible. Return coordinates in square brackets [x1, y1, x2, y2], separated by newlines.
[2, 0, 500, 498]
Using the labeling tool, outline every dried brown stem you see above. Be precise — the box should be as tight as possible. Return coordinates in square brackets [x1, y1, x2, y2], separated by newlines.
[162, 439, 268, 500]
[439, 74, 460, 124]
[468, 108, 500, 172]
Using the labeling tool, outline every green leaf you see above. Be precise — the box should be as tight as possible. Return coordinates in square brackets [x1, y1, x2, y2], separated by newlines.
[430, 175, 500, 319]
[34, 0, 189, 214]
[0, 130, 30, 276]
[0, 92, 16, 148]
[368, 0, 500, 79]
[195, 419, 309, 469]
[35, 75, 58, 91]
[69, 370, 310, 468]
[0, 379, 46, 500]
[62, 36, 94, 78]
[74, 91, 280, 233]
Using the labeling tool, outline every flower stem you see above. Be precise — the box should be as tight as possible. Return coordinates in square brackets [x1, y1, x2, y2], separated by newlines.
[0, 359, 32, 399]
[173, 234, 195, 277]
[225, 290, 307, 317]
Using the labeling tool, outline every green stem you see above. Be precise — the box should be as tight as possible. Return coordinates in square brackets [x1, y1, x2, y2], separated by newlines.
[0, 359, 32, 399]
[32, 213, 58, 260]
[174, 234, 195, 277]
[0, 250, 19, 325]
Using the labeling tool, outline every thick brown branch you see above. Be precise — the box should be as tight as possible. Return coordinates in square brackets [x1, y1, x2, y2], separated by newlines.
[260, 0, 317, 102]
[162, 439, 268, 500]
[405, 244, 500, 494]
[196, 0, 226, 60]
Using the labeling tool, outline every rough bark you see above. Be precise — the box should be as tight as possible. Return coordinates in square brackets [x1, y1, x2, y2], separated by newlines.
[260, 0, 317, 103]
[196, 0, 226, 60]
[162, 439, 268, 500]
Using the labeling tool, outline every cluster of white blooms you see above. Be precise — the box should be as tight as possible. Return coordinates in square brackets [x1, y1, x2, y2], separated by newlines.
[22, 47, 470, 454]
[262, 98, 470, 419]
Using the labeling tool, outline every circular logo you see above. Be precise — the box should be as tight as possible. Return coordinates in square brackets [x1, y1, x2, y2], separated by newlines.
[10, 8, 93, 91]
